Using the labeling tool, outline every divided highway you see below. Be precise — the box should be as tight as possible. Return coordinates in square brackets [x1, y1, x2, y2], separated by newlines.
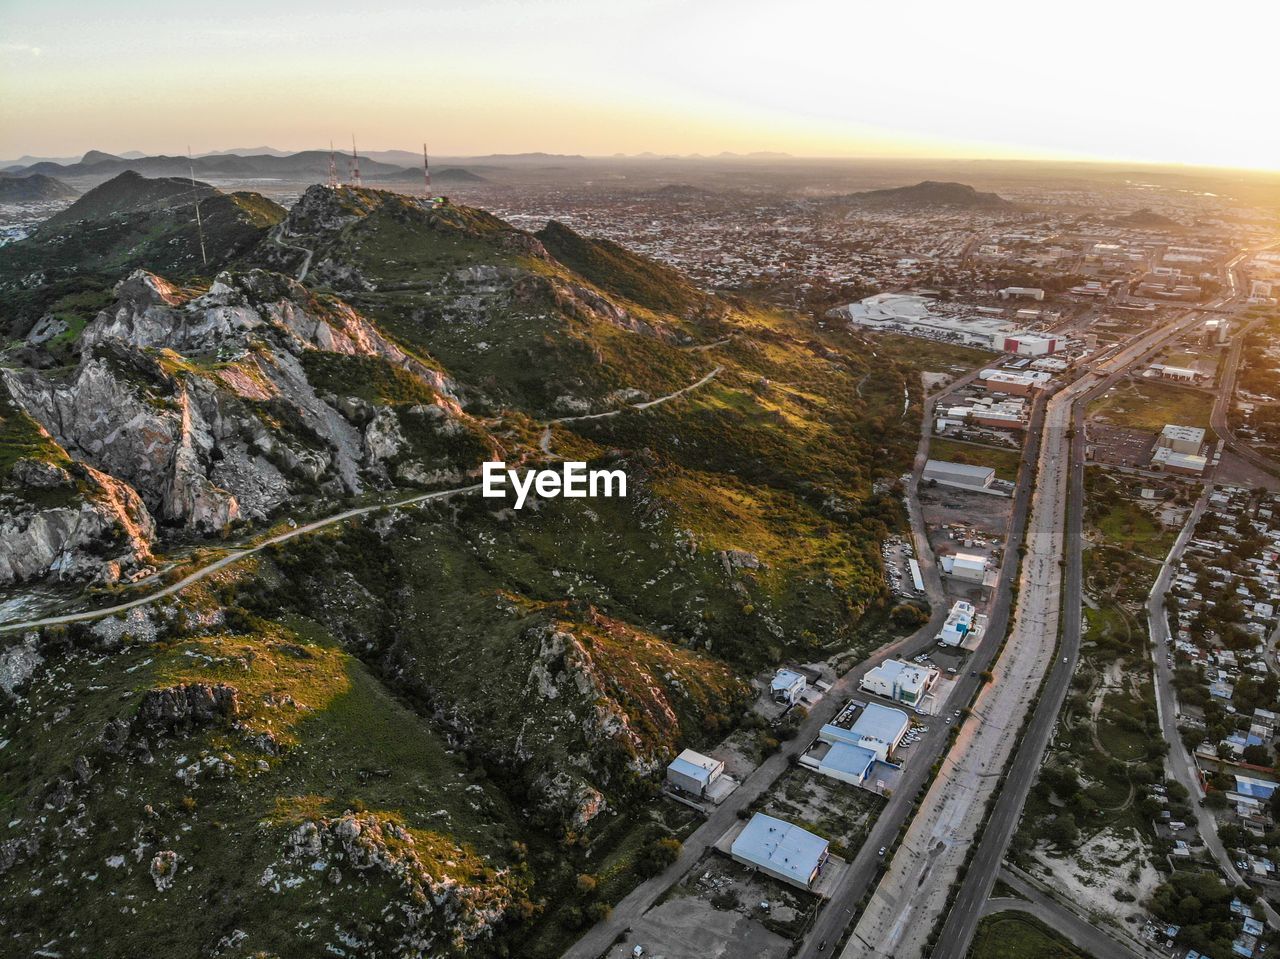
[930, 282, 1256, 956]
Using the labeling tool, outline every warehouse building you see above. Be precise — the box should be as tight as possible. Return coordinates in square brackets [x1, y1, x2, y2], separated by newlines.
[949, 553, 987, 583]
[666, 749, 725, 797]
[861, 659, 938, 706]
[999, 286, 1045, 301]
[1150, 364, 1199, 383]
[1158, 424, 1206, 455]
[1151, 447, 1208, 476]
[923, 459, 995, 491]
[813, 741, 880, 786]
[978, 368, 1051, 396]
[731, 813, 830, 890]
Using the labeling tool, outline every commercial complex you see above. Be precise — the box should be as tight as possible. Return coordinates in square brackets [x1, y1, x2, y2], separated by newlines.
[819, 702, 911, 762]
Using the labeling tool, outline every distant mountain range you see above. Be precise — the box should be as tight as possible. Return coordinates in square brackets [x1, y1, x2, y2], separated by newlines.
[3, 149, 409, 181]
[0, 172, 79, 203]
[843, 180, 1014, 208]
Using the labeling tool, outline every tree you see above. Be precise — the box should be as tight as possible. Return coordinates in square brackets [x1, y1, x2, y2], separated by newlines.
[1045, 814, 1079, 849]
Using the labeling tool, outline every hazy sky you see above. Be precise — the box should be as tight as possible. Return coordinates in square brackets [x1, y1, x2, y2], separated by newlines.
[2, 0, 1276, 169]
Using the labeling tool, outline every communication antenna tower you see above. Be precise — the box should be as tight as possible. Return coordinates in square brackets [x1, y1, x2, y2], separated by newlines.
[187, 146, 208, 269]
[326, 140, 338, 189]
[349, 135, 361, 188]
[423, 143, 431, 198]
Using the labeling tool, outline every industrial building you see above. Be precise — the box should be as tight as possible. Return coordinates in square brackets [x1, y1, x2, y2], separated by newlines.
[978, 368, 1051, 396]
[923, 459, 995, 491]
[949, 553, 987, 583]
[769, 668, 808, 705]
[812, 741, 880, 786]
[998, 287, 1045, 301]
[1150, 364, 1199, 383]
[1151, 447, 1208, 476]
[1002, 334, 1058, 356]
[819, 702, 911, 762]
[938, 600, 977, 646]
[1158, 424, 1206, 455]
[665, 749, 725, 797]
[861, 659, 938, 707]
[730, 813, 830, 890]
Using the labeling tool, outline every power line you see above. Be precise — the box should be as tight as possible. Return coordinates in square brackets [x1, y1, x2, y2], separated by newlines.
[187, 145, 208, 269]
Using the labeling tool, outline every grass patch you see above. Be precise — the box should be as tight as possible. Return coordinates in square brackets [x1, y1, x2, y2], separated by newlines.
[1089, 378, 1214, 433]
[969, 912, 1087, 959]
[929, 437, 1023, 482]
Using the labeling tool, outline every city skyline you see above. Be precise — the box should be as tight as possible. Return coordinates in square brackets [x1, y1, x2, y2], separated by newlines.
[3, 0, 1277, 171]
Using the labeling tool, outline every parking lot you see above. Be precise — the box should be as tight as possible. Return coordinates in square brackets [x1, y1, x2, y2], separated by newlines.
[1087, 422, 1157, 468]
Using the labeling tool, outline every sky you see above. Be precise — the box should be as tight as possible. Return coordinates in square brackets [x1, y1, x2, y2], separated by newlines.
[2, 0, 1277, 170]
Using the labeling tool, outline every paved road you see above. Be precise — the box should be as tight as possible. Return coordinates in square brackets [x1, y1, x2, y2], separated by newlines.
[1211, 316, 1279, 479]
[563, 363, 1000, 959]
[933, 280, 1270, 956]
[981, 867, 1146, 959]
[0, 484, 484, 634]
[909, 306, 1220, 959]
[2, 365, 731, 636]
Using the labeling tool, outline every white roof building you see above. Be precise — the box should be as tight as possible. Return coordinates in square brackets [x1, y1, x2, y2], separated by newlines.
[769, 669, 808, 705]
[731, 813, 830, 890]
[950, 553, 987, 583]
[861, 659, 937, 706]
[821, 702, 911, 762]
[1158, 424, 1206, 454]
[666, 749, 724, 797]
[938, 600, 977, 646]
[923, 460, 995, 490]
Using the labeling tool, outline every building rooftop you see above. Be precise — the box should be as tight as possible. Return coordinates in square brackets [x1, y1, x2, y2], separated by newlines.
[820, 742, 879, 779]
[668, 749, 721, 784]
[851, 701, 911, 746]
[924, 460, 996, 481]
[1161, 424, 1206, 444]
[770, 668, 807, 692]
[731, 813, 829, 885]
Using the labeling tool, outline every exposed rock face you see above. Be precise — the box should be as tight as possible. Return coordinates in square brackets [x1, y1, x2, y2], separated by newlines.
[276, 811, 523, 955]
[0, 634, 42, 699]
[0, 457, 155, 587]
[134, 683, 240, 734]
[3, 269, 470, 535]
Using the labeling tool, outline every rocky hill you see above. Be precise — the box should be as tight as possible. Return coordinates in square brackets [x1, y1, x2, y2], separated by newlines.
[0, 177, 960, 957]
[842, 179, 1014, 209]
[0, 172, 78, 203]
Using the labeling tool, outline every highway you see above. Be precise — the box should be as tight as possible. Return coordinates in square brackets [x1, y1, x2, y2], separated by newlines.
[930, 264, 1266, 956]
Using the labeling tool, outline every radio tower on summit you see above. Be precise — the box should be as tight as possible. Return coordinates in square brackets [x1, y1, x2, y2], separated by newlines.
[349, 135, 362, 188]
[326, 140, 339, 189]
[423, 143, 432, 198]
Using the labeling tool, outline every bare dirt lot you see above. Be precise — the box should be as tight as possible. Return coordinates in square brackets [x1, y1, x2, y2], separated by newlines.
[606, 856, 812, 959]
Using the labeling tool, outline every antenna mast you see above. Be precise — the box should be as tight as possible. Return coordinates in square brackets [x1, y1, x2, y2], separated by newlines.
[187, 146, 208, 269]
[423, 142, 431, 198]
[349, 135, 361, 188]
[327, 140, 338, 189]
